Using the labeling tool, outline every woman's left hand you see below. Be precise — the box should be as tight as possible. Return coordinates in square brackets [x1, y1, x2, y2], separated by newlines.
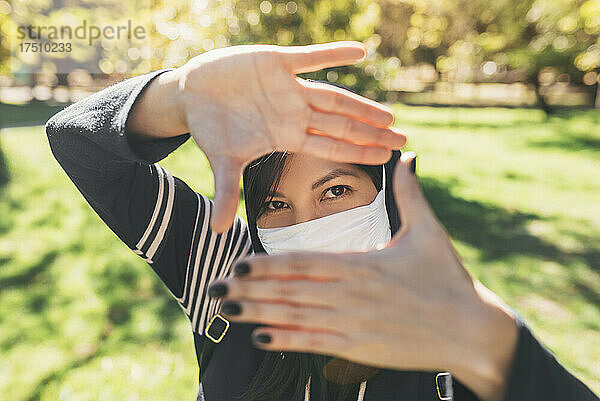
[208, 153, 518, 401]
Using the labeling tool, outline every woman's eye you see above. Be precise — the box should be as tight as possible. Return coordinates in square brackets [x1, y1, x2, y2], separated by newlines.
[267, 200, 287, 210]
[324, 185, 349, 199]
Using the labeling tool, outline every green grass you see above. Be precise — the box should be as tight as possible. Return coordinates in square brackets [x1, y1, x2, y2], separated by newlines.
[0, 105, 598, 400]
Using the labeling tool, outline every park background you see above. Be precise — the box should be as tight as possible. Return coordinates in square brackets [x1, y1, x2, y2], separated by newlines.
[0, 0, 599, 399]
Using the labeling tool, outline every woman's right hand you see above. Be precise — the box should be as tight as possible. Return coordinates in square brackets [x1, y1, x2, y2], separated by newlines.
[130, 42, 406, 233]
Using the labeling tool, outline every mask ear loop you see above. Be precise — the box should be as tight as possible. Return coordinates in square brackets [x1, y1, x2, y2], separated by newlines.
[376, 163, 391, 251]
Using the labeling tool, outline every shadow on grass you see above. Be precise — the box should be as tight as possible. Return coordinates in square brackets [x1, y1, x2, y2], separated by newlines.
[550, 109, 600, 124]
[23, 323, 113, 401]
[14, 259, 186, 399]
[0, 251, 58, 292]
[421, 177, 600, 285]
[529, 110, 600, 152]
[528, 134, 600, 153]
[0, 143, 9, 192]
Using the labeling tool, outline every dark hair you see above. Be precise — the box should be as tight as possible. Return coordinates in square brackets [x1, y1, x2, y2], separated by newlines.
[239, 151, 384, 401]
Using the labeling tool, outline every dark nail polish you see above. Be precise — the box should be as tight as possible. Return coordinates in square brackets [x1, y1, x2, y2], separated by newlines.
[221, 301, 241, 316]
[253, 333, 271, 344]
[208, 282, 228, 298]
[234, 262, 250, 277]
[410, 157, 417, 175]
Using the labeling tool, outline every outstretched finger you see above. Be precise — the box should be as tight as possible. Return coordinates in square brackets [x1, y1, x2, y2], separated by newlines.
[302, 80, 395, 127]
[251, 327, 351, 356]
[307, 109, 406, 149]
[219, 300, 338, 331]
[300, 134, 391, 165]
[209, 156, 243, 233]
[231, 251, 370, 281]
[209, 278, 344, 307]
[278, 41, 366, 74]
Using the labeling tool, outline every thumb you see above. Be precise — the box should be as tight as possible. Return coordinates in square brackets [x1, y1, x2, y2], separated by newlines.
[278, 41, 366, 74]
[392, 152, 432, 230]
[209, 156, 244, 234]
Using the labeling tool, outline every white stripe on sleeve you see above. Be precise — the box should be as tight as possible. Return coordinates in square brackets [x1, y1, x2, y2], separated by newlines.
[173, 192, 253, 334]
[145, 165, 175, 260]
[135, 164, 164, 251]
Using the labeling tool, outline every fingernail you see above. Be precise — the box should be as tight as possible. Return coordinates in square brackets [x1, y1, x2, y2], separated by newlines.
[234, 262, 250, 277]
[253, 333, 272, 344]
[208, 282, 228, 298]
[410, 157, 417, 175]
[221, 301, 241, 316]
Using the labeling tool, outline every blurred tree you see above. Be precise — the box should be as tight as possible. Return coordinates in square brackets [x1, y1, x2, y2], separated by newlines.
[376, 0, 600, 111]
[1, 0, 598, 107]
[0, 2, 10, 77]
[0, 0, 154, 82]
[499, 0, 599, 111]
[576, 0, 600, 107]
[145, 0, 383, 96]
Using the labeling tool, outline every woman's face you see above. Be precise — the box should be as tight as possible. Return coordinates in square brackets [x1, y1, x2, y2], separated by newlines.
[256, 154, 378, 229]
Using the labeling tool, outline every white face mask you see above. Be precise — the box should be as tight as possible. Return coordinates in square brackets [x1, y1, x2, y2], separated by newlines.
[257, 167, 391, 255]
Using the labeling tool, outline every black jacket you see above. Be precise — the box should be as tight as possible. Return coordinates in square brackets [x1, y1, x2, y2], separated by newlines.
[45, 69, 599, 401]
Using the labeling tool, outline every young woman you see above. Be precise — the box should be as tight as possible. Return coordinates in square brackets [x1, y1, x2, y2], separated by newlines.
[46, 43, 598, 401]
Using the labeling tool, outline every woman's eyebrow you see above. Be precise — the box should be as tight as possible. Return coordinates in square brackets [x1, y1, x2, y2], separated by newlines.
[311, 168, 360, 190]
[267, 190, 284, 197]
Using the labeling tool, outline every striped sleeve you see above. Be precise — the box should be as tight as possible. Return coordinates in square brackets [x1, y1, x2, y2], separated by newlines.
[172, 194, 253, 333]
[127, 165, 253, 333]
[124, 162, 253, 334]
[131, 163, 175, 264]
[45, 68, 253, 337]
